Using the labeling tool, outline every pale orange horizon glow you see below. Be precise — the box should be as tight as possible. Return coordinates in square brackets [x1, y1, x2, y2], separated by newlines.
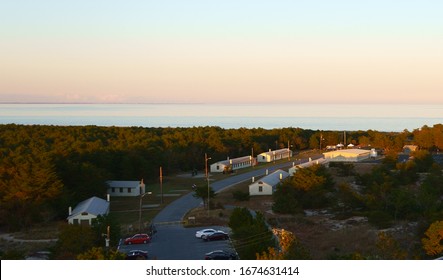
[1, 1, 442, 104]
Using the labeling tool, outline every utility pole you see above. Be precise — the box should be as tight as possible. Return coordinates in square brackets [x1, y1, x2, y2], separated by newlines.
[105, 225, 110, 249]
[205, 153, 211, 217]
[139, 187, 152, 233]
[319, 133, 324, 151]
[251, 147, 254, 167]
[288, 140, 291, 161]
[160, 166, 163, 204]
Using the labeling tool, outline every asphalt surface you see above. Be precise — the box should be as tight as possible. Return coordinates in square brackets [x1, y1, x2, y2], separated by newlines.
[119, 225, 233, 260]
[153, 158, 319, 224]
[138, 154, 322, 260]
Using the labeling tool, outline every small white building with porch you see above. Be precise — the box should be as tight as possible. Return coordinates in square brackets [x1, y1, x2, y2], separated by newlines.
[106, 180, 145, 197]
[249, 169, 289, 196]
[210, 155, 254, 173]
[67, 196, 110, 226]
[257, 148, 293, 163]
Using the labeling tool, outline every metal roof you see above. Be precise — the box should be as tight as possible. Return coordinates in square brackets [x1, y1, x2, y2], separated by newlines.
[323, 149, 370, 156]
[259, 148, 291, 156]
[258, 169, 289, 187]
[106, 180, 141, 189]
[215, 155, 252, 165]
[68, 196, 109, 219]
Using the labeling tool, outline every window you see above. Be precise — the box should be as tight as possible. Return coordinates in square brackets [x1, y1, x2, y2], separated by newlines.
[258, 186, 263, 192]
[120, 188, 123, 193]
[128, 188, 131, 193]
[112, 187, 115, 193]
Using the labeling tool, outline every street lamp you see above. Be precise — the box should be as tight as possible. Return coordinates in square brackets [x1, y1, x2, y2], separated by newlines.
[205, 153, 211, 217]
[139, 190, 152, 233]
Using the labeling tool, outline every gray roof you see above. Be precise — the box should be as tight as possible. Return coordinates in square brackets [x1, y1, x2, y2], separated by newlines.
[68, 196, 109, 219]
[106, 180, 141, 189]
[259, 169, 289, 187]
[216, 155, 252, 165]
[259, 148, 291, 156]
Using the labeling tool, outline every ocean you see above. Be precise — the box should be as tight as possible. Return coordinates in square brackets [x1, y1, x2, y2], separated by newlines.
[0, 103, 442, 132]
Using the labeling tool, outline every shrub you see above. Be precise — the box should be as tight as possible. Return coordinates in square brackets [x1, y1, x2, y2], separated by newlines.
[367, 211, 393, 229]
[232, 190, 250, 201]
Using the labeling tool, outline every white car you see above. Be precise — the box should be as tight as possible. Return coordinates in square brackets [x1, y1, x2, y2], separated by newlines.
[195, 229, 218, 238]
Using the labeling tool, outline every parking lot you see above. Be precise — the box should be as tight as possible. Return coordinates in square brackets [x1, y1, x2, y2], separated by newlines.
[118, 225, 234, 260]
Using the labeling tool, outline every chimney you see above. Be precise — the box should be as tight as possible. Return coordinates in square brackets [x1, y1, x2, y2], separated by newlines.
[252, 176, 255, 183]
[280, 173, 283, 180]
[68, 206, 72, 216]
[266, 169, 269, 175]
[107, 194, 110, 202]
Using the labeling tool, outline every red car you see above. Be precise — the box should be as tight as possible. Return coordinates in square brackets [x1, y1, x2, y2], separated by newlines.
[124, 234, 150, 245]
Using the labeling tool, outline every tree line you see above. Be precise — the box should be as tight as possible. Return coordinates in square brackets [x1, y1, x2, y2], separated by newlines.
[0, 123, 442, 231]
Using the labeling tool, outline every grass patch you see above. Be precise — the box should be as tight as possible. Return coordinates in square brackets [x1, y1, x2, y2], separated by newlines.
[110, 174, 206, 233]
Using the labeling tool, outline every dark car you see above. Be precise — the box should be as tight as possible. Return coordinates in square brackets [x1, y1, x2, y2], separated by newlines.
[124, 233, 150, 245]
[202, 231, 229, 241]
[205, 250, 238, 260]
[126, 250, 148, 260]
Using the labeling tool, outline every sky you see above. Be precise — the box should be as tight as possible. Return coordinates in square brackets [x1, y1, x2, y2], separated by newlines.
[1, 0, 442, 104]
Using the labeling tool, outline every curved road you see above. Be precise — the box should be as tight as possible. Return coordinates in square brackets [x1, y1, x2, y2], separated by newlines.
[140, 155, 321, 259]
[152, 159, 314, 224]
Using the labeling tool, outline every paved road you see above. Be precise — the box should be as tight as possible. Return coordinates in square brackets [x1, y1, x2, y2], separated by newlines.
[146, 154, 322, 260]
[153, 158, 319, 224]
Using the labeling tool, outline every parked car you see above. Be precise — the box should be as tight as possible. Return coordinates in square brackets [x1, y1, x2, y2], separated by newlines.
[124, 234, 150, 245]
[195, 228, 218, 238]
[25, 251, 51, 260]
[126, 250, 148, 260]
[205, 250, 238, 260]
[202, 231, 229, 241]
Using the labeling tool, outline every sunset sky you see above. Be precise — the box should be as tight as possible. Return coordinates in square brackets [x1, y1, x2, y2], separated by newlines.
[1, 0, 442, 104]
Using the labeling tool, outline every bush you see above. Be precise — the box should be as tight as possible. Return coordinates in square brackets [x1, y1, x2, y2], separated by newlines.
[232, 190, 250, 201]
[329, 162, 355, 176]
[367, 211, 393, 229]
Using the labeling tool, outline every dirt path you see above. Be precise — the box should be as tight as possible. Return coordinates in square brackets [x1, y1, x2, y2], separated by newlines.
[0, 233, 58, 243]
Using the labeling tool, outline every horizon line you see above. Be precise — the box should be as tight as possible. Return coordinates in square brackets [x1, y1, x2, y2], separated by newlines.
[1, 101, 443, 106]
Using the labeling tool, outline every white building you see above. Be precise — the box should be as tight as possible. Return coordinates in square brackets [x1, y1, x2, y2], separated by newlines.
[210, 156, 254, 173]
[67, 196, 110, 226]
[249, 169, 289, 196]
[288, 158, 328, 176]
[323, 149, 371, 162]
[257, 148, 293, 163]
[106, 180, 145, 197]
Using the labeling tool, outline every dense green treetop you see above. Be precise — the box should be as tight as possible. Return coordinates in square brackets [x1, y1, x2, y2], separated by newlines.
[0, 124, 441, 231]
